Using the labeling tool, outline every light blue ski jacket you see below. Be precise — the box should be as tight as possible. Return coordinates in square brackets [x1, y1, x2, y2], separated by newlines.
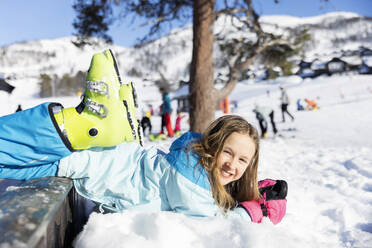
[58, 132, 250, 220]
[0, 103, 250, 221]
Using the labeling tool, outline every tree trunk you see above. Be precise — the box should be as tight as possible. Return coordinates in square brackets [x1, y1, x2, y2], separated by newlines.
[189, 0, 216, 133]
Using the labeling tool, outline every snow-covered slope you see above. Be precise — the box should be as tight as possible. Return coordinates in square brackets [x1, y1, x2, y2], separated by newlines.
[71, 74, 372, 248]
[260, 12, 361, 27]
[261, 12, 372, 59]
[0, 37, 129, 78]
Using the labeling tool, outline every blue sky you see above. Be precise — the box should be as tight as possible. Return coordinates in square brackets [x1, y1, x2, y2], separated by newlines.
[0, 0, 371, 48]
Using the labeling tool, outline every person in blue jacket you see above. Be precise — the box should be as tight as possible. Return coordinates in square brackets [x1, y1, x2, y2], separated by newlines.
[0, 49, 286, 224]
[159, 87, 174, 137]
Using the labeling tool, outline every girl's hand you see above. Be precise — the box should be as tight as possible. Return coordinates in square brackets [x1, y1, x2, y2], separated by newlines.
[238, 179, 287, 225]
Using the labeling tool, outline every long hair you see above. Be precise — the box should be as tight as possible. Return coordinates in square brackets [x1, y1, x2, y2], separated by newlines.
[189, 115, 261, 213]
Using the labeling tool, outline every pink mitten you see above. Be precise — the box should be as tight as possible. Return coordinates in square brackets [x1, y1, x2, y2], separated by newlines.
[239, 179, 287, 225]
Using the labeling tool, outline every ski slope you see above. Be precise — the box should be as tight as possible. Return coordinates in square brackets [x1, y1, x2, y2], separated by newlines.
[1, 67, 372, 247]
[69, 74, 372, 248]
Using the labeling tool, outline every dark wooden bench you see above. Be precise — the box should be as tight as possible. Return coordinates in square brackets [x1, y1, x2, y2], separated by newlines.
[0, 177, 93, 248]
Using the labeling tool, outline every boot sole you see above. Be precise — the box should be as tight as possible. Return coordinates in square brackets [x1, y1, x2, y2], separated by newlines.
[110, 49, 143, 146]
[108, 49, 122, 85]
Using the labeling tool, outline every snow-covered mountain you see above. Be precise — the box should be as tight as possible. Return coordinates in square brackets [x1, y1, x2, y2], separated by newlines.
[0, 12, 371, 97]
[260, 12, 372, 60]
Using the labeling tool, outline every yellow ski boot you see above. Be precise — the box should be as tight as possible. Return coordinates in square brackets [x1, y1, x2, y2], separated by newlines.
[52, 49, 134, 150]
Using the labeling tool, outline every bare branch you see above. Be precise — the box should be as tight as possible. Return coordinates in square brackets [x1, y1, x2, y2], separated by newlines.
[137, 4, 183, 28]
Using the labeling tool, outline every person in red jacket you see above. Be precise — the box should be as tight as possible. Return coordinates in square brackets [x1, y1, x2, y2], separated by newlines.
[174, 111, 186, 136]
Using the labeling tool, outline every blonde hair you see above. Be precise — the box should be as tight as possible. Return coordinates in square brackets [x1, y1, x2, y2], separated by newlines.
[190, 115, 261, 212]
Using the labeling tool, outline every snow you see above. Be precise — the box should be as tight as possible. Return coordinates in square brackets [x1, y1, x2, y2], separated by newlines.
[73, 211, 293, 248]
[71, 74, 372, 248]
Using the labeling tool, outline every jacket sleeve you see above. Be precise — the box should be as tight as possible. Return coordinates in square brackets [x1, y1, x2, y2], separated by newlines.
[57, 142, 169, 211]
[57, 142, 146, 179]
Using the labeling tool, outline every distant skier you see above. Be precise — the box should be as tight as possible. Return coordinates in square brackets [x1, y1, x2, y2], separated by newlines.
[140, 111, 152, 137]
[231, 100, 239, 113]
[279, 86, 295, 122]
[253, 104, 278, 138]
[174, 111, 186, 136]
[304, 98, 318, 110]
[296, 99, 305, 111]
[159, 87, 174, 137]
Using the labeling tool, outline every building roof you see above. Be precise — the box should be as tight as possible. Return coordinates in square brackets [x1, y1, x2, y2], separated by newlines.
[173, 85, 189, 99]
[341, 56, 363, 66]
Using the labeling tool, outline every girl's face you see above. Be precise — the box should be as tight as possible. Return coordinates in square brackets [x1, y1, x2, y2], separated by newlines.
[217, 132, 256, 186]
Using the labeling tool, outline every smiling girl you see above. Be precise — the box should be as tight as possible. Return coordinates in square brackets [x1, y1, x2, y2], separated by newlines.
[190, 115, 261, 214]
